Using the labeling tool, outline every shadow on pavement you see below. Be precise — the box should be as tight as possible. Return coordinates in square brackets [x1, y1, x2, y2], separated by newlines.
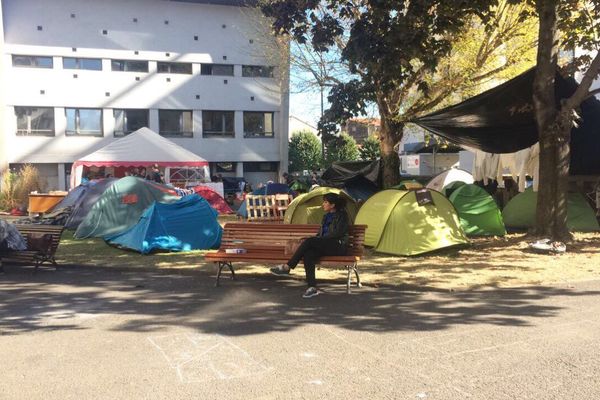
[1, 265, 597, 337]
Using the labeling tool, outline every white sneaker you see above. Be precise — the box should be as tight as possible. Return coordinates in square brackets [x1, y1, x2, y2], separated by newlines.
[270, 264, 290, 276]
[302, 287, 320, 298]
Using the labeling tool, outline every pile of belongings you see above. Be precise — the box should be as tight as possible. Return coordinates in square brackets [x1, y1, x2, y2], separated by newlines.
[0, 220, 26, 252]
[527, 238, 566, 254]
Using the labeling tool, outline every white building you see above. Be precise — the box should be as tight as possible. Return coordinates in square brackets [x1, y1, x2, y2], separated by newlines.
[0, 0, 289, 190]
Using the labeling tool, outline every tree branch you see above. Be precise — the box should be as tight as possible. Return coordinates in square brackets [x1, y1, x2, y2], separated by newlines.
[565, 52, 600, 110]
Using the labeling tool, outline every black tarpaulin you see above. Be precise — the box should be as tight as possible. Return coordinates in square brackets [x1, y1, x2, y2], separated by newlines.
[321, 159, 382, 187]
[412, 68, 600, 175]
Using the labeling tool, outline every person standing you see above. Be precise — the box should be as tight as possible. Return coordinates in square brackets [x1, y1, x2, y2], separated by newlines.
[270, 192, 349, 298]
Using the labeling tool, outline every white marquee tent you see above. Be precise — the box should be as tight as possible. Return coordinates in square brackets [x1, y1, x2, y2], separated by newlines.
[70, 127, 209, 187]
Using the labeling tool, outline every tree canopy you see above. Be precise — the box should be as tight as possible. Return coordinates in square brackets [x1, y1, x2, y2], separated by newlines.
[288, 130, 323, 172]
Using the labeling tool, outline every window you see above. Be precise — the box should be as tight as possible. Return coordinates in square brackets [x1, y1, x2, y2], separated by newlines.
[157, 62, 192, 74]
[243, 112, 274, 137]
[242, 65, 274, 78]
[15, 107, 55, 136]
[202, 111, 234, 137]
[243, 162, 278, 172]
[215, 162, 236, 173]
[65, 108, 103, 136]
[159, 110, 193, 137]
[113, 109, 148, 136]
[111, 60, 148, 72]
[12, 55, 53, 69]
[201, 64, 234, 76]
[63, 57, 102, 71]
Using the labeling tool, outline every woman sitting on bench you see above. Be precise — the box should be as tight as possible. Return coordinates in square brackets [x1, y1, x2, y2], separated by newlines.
[270, 193, 349, 298]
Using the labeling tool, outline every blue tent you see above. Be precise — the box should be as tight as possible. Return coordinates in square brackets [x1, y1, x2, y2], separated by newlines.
[106, 194, 222, 254]
[237, 183, 294, 218]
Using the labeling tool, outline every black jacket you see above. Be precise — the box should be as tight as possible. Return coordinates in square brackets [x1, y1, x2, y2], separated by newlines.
[317, 210, 349, 246]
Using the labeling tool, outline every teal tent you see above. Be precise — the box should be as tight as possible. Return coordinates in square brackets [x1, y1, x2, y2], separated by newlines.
[106, 194, 222, 253]
[502, 188, 600, 232]
[74, 177, 180, 238]
[447, 183, 506, 236]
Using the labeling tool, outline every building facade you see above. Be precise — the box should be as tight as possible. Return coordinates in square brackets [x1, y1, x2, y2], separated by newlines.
[0, 0, 289, 190]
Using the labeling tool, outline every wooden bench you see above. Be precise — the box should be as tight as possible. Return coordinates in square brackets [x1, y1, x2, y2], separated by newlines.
[205, 222, 366, 293]
[0, 224, 65, 273]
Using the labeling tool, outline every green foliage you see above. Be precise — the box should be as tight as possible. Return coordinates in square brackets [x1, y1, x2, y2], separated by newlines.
[288, 130, 322, 172]
[325, 133, 359, 166]
[0, 164, 43, 211]
[359, 135, 381, 161]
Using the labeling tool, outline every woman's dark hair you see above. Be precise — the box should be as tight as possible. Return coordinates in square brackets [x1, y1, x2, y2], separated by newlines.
[323, 192, 346, 210]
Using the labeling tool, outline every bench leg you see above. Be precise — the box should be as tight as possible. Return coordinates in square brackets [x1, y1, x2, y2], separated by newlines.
[215, 262, 235, 287]
[353, 264, 362, 288]
[346, 265, 352, 294]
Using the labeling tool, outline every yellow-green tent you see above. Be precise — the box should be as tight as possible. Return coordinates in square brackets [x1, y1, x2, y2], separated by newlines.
[284, 187, 358, 224]
[355, 189, 468, 256]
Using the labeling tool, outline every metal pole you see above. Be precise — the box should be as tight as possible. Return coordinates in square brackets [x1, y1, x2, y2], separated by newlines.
[320, 84, 325, 162]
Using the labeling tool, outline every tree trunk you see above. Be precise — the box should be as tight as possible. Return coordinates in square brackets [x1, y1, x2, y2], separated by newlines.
[379, 114, 402, 188]
[532, 0, 571, 241]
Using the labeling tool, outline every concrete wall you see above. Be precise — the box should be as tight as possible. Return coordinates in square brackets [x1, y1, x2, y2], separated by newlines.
[1, 0, 289, 190]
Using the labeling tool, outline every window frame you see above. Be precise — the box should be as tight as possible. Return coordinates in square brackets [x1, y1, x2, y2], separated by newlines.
[243, 111, 275, 138]
[158, 109, 194, 138]
[156, 62, 193, 74]
[113, 109, 149, 137]
[200, 64, 234, 76]
[12, 55, 53, 69]
[243, 162, 279, 173]
[202, 110, 235, 138]
[65, 108, 104, 137]
[14, 106, 55, 136]
[242, 65, 274, 78]
[111, 59, 149, 72]
[63, 57, 103, 71]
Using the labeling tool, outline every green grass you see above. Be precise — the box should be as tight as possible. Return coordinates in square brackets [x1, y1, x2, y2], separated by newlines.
[55, 230, 209, 270]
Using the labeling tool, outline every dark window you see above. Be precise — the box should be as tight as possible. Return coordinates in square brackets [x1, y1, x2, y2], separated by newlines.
[243, 162, 278, 172]
[202, 111, 234, 137]
[243, 112, 274, 137]
[113, 109, 149, 136]
[111, 60, 148, 72]
[63, 57, 102, 71]
[157, 62, 192, 74]
[215, 162, 236, 173]
[201, 64, 234, 76]
[15, 107, 55, 136]
[242, 65, 274, 78]
[159, 110, 193, 137]
[12, 55, 53, 68]
[65, 108, 103, 136]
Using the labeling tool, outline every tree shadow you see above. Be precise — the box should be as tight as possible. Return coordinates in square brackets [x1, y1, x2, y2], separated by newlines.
[1, 265, 598, 338]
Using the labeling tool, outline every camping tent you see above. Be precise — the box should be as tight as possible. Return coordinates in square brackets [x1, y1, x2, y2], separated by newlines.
[74, 176, 180, 238]
[447, 184, 506, 236]
[51, 183, 88, 211]
[355, 189, 468, 256]
[426, 168, 474, 192]
[413, 68, 600, 175]
[65, 178, 118, 229]
[502, 188, 600, 232]
[70, 127, 209, 187]
[283, 187, 358, 224]
[237, 182, 294, 218]
[193, 186, 233, 214]
[106, 194, 222, 254]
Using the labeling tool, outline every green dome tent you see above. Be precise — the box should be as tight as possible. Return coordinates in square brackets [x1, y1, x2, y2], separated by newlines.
[283, 187, 358, 224]
[502, 188, 600, 232]
[74, 176, 181, 238]
[355, 189, 468, 256]
[446, 183, 506, 236]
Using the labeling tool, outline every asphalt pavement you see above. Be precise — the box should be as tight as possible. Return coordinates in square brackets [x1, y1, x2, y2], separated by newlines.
[1, 265, 600, 399]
